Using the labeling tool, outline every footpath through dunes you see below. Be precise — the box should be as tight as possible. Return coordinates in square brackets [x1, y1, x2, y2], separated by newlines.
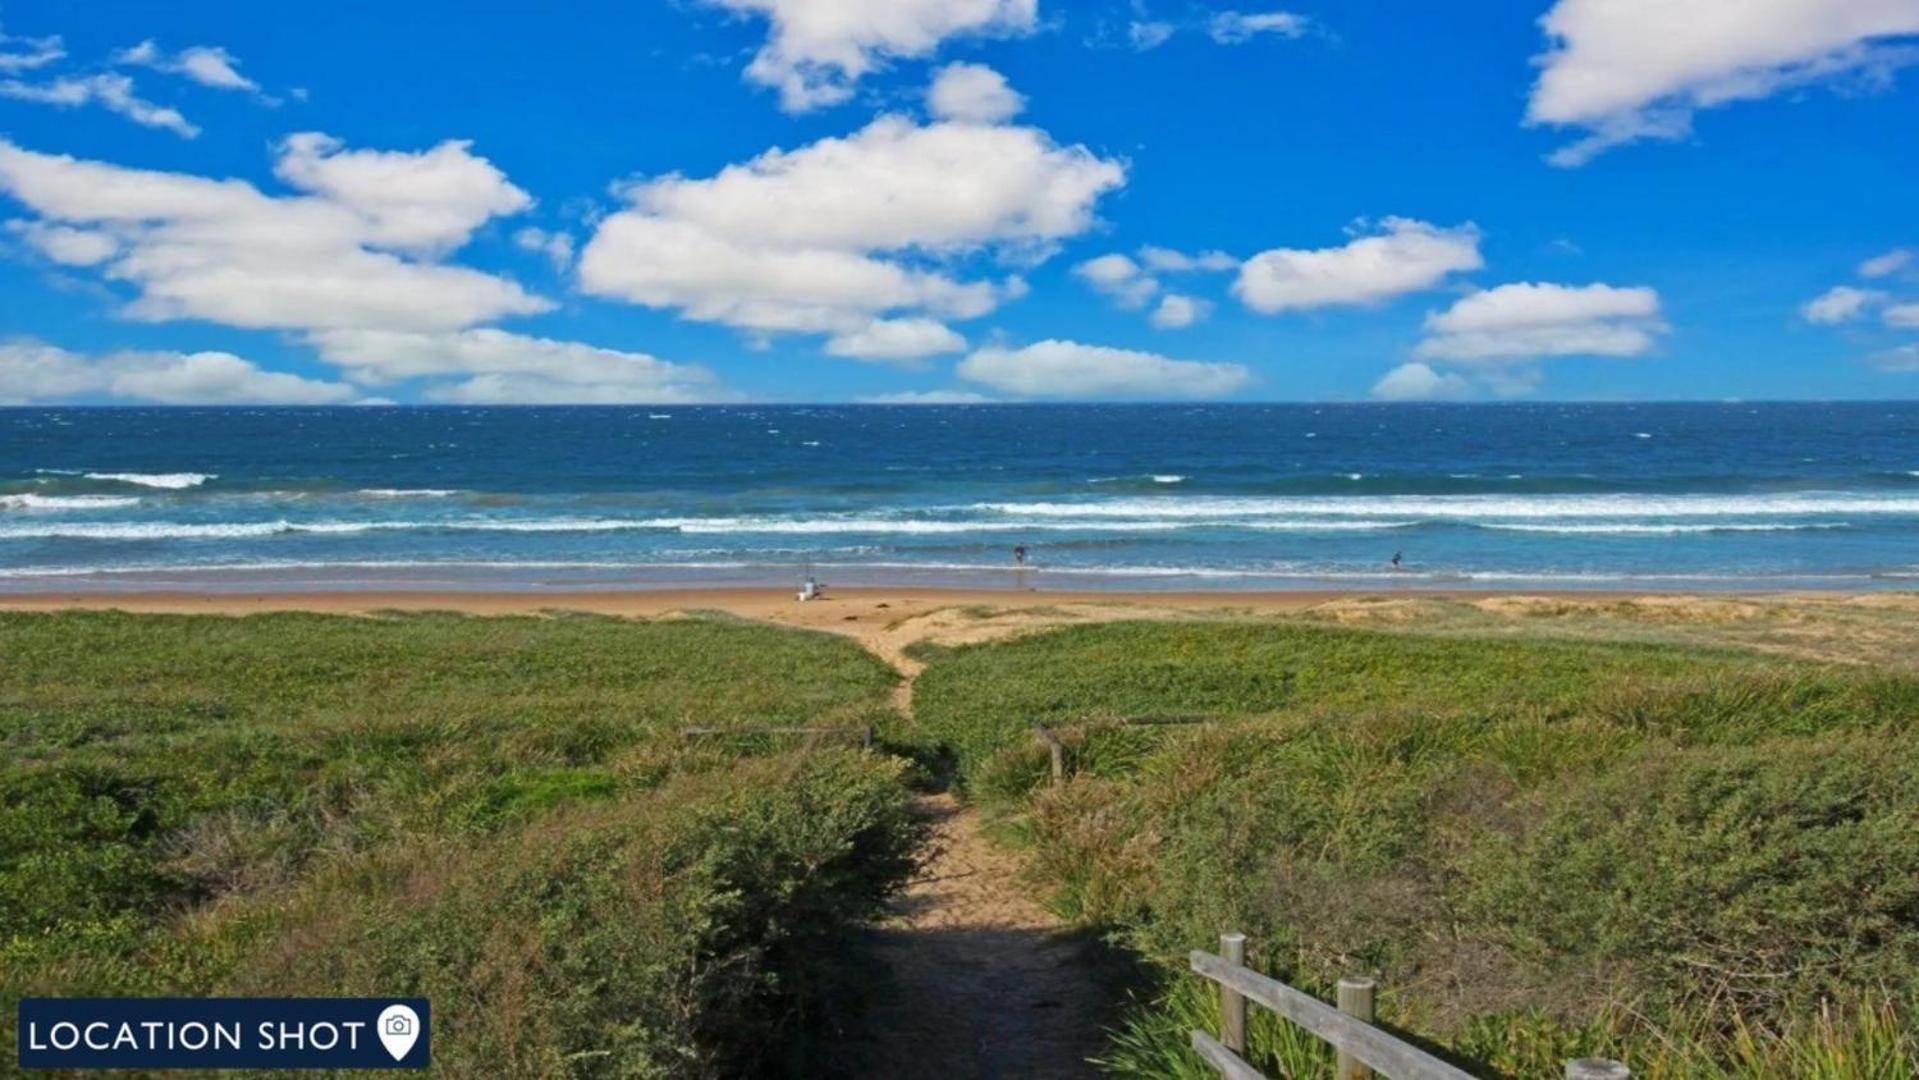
[781, 597, 1161, 1078]
[839, 791, 1124, 1078]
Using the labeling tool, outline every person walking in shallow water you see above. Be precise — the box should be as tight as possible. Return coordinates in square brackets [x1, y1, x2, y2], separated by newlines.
[1014, 545, 1027, 568]
[1391, 551, 1403, 570]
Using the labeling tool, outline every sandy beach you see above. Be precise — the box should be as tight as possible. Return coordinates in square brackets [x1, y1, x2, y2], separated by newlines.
[13, 584, 1900, 679]
[0, 585, 1385, 618]
[0, 585, 1623, 659]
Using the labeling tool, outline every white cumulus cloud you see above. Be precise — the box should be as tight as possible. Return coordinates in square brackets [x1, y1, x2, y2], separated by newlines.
[856, 389, 997, 404]
[1139, 245, 1237, 272]
[1801, 285, 1883, 324]
[704, 0, 1037, 112]
[957, 339, 1250, 398]
[578, 112, 1123, 349]
[0, 341, 358, 405]
[825, 317, 967, 362]
[1884, 302, 1919, 329]
[118, 40, 262, 95]
[1859, 248, 1913, 278]
[927, 62, 1024, 122]
[308, 328, 731, 402]
[1874, 343, 1919, 371]
[0, 73, 198, 138]
[1415, 282, 1666, 362]
[1371, 362, 1471, 401]
[1149, 293, 1211, 328]
[0, 26, 63, 73]
[273, 132, 533, 256]
[1129, 20, 1177, 50]
[0, 136, 549, 334]
[6, 221, 120, 265]
[1527, 0, 1919, 166]
[1234, 217, 1482, 314]
[1074, 253, 1158, 308]
[514, 227, 575, 269]
[1208, 10, 1310, 44]
[1080, 246, 1238, 325]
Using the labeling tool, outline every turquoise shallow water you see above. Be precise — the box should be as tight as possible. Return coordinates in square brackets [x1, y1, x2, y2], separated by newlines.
[3, 402, 1918, 591]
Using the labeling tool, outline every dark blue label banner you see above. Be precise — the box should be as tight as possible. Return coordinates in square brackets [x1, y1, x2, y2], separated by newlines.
[18, 998, 430, 1070]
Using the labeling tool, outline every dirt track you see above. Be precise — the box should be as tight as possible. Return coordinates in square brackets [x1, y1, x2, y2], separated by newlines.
[842, 791, 1118, 1078]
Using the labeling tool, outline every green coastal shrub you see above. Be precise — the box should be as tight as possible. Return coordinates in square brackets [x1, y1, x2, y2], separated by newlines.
[1462, 737, 1919, 1021]
[910, 619, 1919, 1077]
[0, 611, 911, 1075]
[186, 751, 925, 1078]
[909, 621, 1770, 790]
[0, 611, 896, 961]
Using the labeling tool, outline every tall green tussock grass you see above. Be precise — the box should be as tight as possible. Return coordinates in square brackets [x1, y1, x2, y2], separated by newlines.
[909, 620, 1919, 1077]
[1, 611, 918, 1076]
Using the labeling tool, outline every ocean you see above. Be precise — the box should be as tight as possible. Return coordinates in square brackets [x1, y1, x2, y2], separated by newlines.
[3, 402, 1917, 591]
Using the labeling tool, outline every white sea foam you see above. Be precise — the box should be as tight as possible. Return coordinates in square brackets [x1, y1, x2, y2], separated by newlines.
[663, 517, 1410, 535]
[665, 518, 1185, 535]
[1152, 475, 1186, 484]
[83, 472, 214, 489]
[0, 515, 1427, 542]
[357, 488, 460, 498]
[0, 559, 660, 579]
[971, 492, 1919, 520]
[0, 494, 142, 510]
[0, 521, 357, 540]
[1483, 522, 1849, 536]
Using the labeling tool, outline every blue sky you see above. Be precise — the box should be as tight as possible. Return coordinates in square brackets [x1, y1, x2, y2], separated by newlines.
[0, 0, 1916, 405]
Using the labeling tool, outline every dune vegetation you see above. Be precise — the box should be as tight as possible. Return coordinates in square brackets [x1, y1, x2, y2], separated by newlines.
[0, 610, 919, 1077]
[7, 602, 1919, 1078]
[906, 619, 1919, 1077]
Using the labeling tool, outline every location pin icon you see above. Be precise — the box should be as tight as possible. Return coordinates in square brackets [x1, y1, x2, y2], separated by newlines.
[376, 1004, 420, 1062]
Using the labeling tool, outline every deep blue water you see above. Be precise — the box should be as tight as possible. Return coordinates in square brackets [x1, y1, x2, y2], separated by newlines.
[3, 403, 1918, 590]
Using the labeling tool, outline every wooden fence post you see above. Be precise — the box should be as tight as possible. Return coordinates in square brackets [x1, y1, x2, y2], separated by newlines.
[1565, 1060, 1629, 1079]
[1032, 724, 1066, 785]
[1335, 977, 1376, 1080]
[1219, 932, 1248, 1055]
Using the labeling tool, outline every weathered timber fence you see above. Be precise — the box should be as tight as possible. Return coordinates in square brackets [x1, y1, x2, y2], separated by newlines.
[1191, 932, 1630, 1080]
[681, 724, 876, 750]
[1030, 716, 1212, 785]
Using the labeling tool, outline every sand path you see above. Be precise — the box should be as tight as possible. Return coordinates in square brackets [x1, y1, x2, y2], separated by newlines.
[840, 790, 1119, 1078]
[818, 601, 1132, 1078]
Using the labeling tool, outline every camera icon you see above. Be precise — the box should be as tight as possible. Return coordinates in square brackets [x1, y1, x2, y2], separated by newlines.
[376, 1003, 422, 1062]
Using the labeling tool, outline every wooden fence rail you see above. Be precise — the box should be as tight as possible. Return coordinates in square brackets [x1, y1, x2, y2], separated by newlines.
[1190, 933, 1630, 1080]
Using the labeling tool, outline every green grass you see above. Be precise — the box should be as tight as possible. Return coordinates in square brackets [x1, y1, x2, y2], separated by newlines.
[13, 607, 1919, 1077]
[908, 619, 1919, 1077]
[0, 610, 916, 1077]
